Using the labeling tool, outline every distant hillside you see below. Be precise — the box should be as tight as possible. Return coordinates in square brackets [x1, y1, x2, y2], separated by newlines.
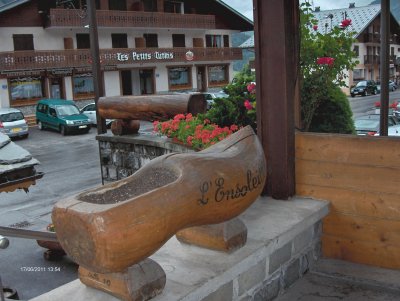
[232, 31, 255, 72]
[370, 0, 400, 22]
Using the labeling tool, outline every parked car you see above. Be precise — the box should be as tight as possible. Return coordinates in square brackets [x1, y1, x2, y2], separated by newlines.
[204, 91, 228, 109]
[0, 108, 29, 138]
[80, 103, 114, 127]
[350, 80, 378, 97]
[354, 114, 400, 135]
[376, 80, 397, 93]
[36, 99, 91, 135]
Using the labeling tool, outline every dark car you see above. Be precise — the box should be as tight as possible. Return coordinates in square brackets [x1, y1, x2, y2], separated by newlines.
[350, 80, 378, 97]
[36, 99, 91, 135]
[354, 114, 399, 135]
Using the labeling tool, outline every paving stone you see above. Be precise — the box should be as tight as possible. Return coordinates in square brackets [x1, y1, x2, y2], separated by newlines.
[201, 281, 233, 301]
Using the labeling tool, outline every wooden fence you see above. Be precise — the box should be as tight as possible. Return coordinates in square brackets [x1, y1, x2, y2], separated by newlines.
[296, 132, 400, 269]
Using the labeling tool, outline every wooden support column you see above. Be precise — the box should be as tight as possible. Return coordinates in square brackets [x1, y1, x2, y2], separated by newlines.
[380, 0, 390, 136]
[253, 0, 299, 199]
[87, 0, 107, 134]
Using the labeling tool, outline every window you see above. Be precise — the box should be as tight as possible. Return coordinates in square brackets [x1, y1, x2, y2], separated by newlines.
[391, 47, 394, 56]
[353, 45, 359, 57]
[168, 67, 192, 89]
[73, 73, 94, 99]
[172, 34, 185, 47]
[164, 1, 183, 13]
[109, 0, 126, 10]
[9, 77, 44, 103]
[112, 34, 128, 48]
[206, 35, 222, 48]
[76, 34, 90, 49]
[144, 34, 158, 48]
[208, 65, 228, 86]
[353, 69, 364, 80]
[13, 34, 34, 51]
[143, 0, 157, 12]
[37, 103, 48, 114]
[223, 35, 229, 47]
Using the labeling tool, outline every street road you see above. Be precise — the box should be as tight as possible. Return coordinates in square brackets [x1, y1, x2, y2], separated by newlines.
[349, 89, 400, 118]
[0, 127, 102, 300]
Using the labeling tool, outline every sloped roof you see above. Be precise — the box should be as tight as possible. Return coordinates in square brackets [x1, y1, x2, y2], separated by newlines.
[0, 0, 29, 13]
[313, 4, 381, 38]
[0, 133, 42, 192]
[239, 4, 385, 49]
[240, 36, 254, 48]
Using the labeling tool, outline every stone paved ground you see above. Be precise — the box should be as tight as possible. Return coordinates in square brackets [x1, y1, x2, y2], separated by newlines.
[276, 259, 400, 301]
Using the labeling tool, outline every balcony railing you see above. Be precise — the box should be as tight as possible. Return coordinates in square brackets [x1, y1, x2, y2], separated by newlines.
[362, 33, 400, 45]
[47, 9, 216, 29]
[363, 54, 397, 65]
[0, 48, 242, 72]
[364, 54, 380, 65]
[363, 33, 380, 43]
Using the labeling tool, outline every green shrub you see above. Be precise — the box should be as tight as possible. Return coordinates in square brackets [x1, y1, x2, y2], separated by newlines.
[308, 85, 355, 134]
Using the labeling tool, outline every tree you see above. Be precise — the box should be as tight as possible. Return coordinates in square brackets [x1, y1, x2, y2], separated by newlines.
[300, 1, 358, 132]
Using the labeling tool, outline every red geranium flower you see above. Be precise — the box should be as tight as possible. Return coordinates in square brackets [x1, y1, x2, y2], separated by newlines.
[313, 25, 318, 31]
[244, 100, 254, 110]
[340, 19, 352, 28]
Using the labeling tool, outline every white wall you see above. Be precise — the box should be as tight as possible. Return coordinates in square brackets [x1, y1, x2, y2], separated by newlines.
[104, 71, 120, 96]
[0, 79, 10, 108]
[64, 77, 73, 100]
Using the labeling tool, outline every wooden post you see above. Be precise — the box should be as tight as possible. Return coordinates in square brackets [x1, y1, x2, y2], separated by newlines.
[380, 0, 390, 136]
[253, 0, 299, 199]
[87, 0, 107, 134]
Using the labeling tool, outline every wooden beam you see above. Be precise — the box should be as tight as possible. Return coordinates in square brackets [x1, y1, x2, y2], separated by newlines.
[253, 0, 299, 199]
[380, 0, 390, 136]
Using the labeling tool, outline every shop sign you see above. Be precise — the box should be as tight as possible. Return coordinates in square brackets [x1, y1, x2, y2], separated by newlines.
[185, 51, 194, 61]
[117, 51, 174, 62]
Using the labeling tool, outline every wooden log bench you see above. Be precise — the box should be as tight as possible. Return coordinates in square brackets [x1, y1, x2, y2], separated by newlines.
[52, 126, 266, 301]
[98, 94, 207, 135]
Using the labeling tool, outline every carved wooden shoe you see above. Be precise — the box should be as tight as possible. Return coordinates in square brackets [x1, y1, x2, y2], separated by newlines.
[52, 125, 266, 274]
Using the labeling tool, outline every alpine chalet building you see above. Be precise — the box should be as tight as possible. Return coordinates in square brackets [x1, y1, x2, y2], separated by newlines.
[0, 0, 252, 114]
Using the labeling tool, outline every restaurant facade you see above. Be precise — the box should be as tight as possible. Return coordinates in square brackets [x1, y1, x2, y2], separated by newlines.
[0, 0, 252, 114]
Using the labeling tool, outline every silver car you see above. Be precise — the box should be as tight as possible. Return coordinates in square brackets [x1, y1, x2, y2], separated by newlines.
[80, 103, 113, 127]
[0, 108, 29, 138]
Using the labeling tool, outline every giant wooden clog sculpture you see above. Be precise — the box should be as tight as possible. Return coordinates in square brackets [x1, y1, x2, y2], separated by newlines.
[52, 125, 266, 301]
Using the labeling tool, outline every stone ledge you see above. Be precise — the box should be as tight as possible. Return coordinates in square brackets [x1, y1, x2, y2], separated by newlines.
[31, 197, 329, 301]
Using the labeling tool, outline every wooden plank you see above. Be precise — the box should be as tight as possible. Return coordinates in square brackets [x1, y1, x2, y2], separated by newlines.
[296, 160, 400, 195]
[296, 184, 400, 220]
[322, 234, 400, 269]
[323, 212, 400, 247]
[296, 132, 400, 168]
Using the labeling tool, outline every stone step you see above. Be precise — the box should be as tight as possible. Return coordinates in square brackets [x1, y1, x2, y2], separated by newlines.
[25, 115, 36, 127]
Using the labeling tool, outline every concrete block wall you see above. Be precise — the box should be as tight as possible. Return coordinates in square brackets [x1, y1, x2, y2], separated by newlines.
[207, 221, 322, 301]
[32, 198, 329, 301]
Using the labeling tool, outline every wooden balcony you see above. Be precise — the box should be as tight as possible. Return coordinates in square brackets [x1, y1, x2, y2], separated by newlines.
[0, 48, 242, 73]
[363, 33, 380, 43]
[47, 9, 216, 29]
[363, 54, 397, 65]
[364, 54, 380, 65]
